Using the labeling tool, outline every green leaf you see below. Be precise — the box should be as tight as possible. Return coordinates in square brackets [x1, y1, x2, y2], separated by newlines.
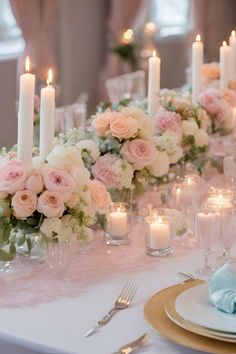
[9, 242, 16, 255]
[26, 238, 32, 253]
[0, 249, 15, 262]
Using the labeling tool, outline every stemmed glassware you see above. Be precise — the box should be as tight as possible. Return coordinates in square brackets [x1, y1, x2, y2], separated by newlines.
[46, 240, 70, 276]
[218, 208, 236, 265]
[195, 209, 220, 278]
[223, 155, 236, 189]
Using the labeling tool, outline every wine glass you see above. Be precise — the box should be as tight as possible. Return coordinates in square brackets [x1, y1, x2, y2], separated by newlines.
[195, 209, 220, 278]
[223, 155, 236, 189]
[219, 208, 236, 265]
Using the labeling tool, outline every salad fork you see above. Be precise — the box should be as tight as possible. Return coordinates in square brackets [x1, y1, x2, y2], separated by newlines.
[84, 281, 138, 337]
[112, 333, 148, 354]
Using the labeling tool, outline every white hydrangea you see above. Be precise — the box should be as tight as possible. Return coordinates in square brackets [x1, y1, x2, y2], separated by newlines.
[40, 217, 62, 238]
[32, 156, 44, 169]
[169, 146, 184, 164]
[113, 159, 134, 189]
[147, 151, 170, 177]
[120, 106, 155, 139]
[71, 166, 91, 191]
[194, 129, 209, 147]
[76, 139, 100, 162]
[47, 145, 84, 172]
[155, 132, 179, 155]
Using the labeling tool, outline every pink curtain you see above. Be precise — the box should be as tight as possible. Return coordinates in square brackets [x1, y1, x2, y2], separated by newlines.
[10, 0, 59, 84]
[98, 0, 143, 100]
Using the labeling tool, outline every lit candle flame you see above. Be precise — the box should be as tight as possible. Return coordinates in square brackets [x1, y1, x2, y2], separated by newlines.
[152, 50, 156, 57]
[232, 30, 236, 37]
[158, 217, 163, 223]
[223, 41, 227, 47]
[25, 56, 30, 72]
[145, 22, 156, 33]
[122, 29, 134, 44]
[196, 34, 201, 42]
[187, 176, 192, 185]
[46, 68, 53, 85]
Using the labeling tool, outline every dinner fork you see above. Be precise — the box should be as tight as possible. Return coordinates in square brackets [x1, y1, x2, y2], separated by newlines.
[112, 333, 148, 354]
[84, 281, 138, 337]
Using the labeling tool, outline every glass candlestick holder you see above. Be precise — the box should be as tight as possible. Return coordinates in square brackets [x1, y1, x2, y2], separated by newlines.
[145, 215, 172, 256]
[106, 202, 130, 245]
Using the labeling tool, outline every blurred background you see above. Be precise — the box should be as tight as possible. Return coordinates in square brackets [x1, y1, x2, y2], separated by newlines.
[0, 0, 236, 147]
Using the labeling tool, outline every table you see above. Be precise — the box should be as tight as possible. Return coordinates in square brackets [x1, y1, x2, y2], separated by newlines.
[0, 246, 215, 354]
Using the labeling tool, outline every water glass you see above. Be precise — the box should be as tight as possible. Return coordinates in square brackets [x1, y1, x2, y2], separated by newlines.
[195, 209, 220, 278]
[223, 155, 236, 189]
[219, 208, 236, 264]
[46, 241, 70, 276]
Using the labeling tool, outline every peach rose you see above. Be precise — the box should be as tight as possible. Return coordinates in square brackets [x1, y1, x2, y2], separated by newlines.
[222, 89, 236, 106]
[42, 167, 76, 197]
[110, 116, 138, 139]
[26, 171, 44, 194]
[89, 180, 111, 210]
[0, 159, 28, 194]
[37, 191, 65, 218]
[92, 111, 124, 137]
[12, 190, 37, 218]
[121, 139, 157, 170]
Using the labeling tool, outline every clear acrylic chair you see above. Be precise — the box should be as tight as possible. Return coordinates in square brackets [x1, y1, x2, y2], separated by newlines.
[105, 70, 146, 103]
[55, 93, 88, 134]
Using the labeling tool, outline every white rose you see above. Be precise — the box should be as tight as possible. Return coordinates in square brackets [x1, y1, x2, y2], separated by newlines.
[47, 146, 84, 172]
[76, 140, 100, 162]
[182, 120, 198, 137]
[40, 217, 62, 238]
[194, 129, 209, 147]
[147, 151, 170, 177]
[113, 159, 134, 189]
[169, 146, 183, 164]
[32, 156, 44, 169]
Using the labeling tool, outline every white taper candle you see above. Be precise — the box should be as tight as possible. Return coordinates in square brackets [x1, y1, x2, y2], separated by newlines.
[192, 34, 203, 105]
[148, 50, 160, 118]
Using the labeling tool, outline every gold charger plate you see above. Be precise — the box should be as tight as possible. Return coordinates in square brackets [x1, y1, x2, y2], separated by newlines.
[144, 280, 236, 354]
[164, 283, 236, 343]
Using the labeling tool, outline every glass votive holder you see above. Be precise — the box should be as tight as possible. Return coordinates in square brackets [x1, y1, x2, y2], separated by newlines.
[205, 187, 234, 211]
[171, 175, 204, 209]
[145, 215, 172, 257]
[106, 202, 130, 245]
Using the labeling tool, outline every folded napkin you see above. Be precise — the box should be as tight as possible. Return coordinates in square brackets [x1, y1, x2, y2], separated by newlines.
[209, 263, 236, 314]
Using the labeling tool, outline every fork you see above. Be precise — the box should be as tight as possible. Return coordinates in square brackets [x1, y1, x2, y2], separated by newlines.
[112, 333, 148, 354]
[84, 281, 138, 337]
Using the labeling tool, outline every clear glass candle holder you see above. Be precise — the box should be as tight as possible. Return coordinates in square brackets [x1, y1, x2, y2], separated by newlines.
[171, 175, 204, 209]
[145, 215, 172, 257]
[106, 202, 130, 245]
[205, 187, 234, 211]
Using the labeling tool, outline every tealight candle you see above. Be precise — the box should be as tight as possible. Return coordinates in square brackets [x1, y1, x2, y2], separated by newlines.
[145, 215, 172, 256]
[106, 203, 130, 245]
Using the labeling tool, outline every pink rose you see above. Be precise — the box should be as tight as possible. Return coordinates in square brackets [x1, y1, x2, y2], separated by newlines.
[110, 116, 138, 140]
[42, 167, 76, 198]
[154, 111, 182, 135]
[222, 89, 236, 106]
[92, 155, 119, 189]
[12, 190, 37, 218]
[122, 139, 157, 170]
[26, 171, 44, 194]
[89, 180, 111, 210]
[199, 89, 221, 114]
[0, 159, 28, 194]
[37, 191, 64, 218]
[92, 111, 124, 137]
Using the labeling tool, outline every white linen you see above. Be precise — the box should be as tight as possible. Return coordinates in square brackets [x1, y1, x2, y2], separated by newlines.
[0, 248, 213, 354]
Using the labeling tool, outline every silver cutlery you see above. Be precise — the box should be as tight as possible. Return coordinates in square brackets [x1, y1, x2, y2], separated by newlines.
[177, 272, 197, 282]
[84, 281, 138, 337]
[112, 333, 148, 354]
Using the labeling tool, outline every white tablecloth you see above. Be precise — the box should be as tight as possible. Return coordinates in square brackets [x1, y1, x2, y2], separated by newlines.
[0, 248, 211, 354]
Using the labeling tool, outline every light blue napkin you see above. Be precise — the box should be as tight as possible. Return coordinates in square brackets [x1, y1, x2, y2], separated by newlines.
[209, 263, 236, 314]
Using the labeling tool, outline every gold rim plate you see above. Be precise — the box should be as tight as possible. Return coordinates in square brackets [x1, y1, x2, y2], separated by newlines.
[143, 280, 236, 354]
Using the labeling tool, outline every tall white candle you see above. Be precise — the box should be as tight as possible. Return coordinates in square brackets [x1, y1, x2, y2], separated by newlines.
[192, 34, 204, 105]
[17, 56, 35, 163]
[40, 69, 55, 161]
[149, 218, 170, 249]
[229, 30, 236, 80]
[220, 41, 231, 89]
[148, 50, 160, 118]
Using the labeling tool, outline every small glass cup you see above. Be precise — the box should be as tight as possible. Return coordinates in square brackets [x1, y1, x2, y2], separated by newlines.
[171, 175, 203, 209]
[46, 240, 70, 276]
[106, 202, 130, 245]
[145, 215, 172, 257]
[206, 187, 234, 211]
[218, 208, 236, 264]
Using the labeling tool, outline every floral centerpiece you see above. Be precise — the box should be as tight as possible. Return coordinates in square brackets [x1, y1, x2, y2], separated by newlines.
[0, 145, 111, 261]
[199, 88, 236, 134]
